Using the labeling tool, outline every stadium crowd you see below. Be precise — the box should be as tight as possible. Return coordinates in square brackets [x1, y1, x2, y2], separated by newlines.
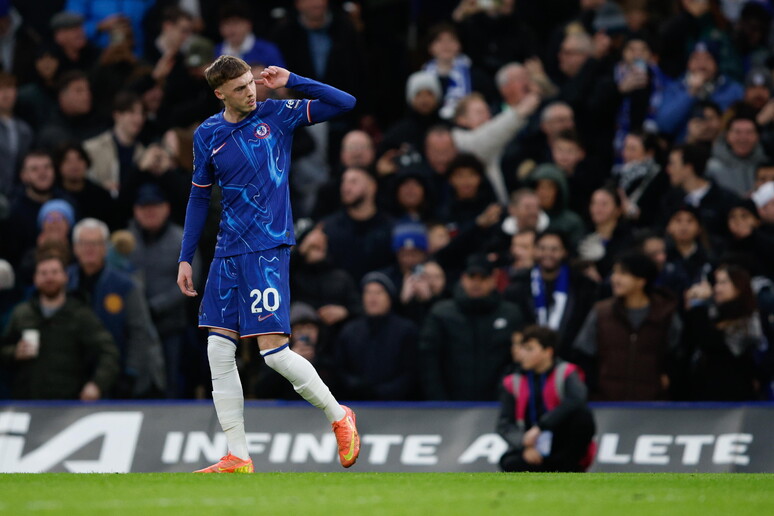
[1, 0, 774, 405]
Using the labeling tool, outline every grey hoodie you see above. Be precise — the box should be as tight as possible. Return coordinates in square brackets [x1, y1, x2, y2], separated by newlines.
[706, 140, 768, 197]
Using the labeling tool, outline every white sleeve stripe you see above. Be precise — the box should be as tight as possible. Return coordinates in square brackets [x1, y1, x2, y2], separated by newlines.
[192, 181, 212, 188]
[306, 100, 312, 124]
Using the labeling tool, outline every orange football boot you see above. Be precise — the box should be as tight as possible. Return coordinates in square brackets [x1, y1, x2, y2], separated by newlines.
[332, 405, 360, 468]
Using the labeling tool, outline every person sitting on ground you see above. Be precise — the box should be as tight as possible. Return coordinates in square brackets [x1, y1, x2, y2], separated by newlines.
[498, 325, 595, 472]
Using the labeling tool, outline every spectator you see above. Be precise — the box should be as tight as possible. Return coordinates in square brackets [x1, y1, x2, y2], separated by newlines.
[573, 252, 682, 401]
[321, 167, 394, 283]
[53, 142, 117, 228]
[661, 143, 739, 241]
[549, 129, 602, 219]
[377, 70, 443, 160]
[504, 230, 598, 359]
[577, 187, 635, 282]
[2, 150, 68, 268]
[37, 70, 102, 149]
[754, 164, 774, 192]
[449, 90, 541, 205]
[421, 23, 496, 120]
[1, 251, 119, 400]
[655, 41, 744, 141]
[15, 47, 60, 132]
[706, 115, 769, 197]
[83, 90, 146, 199]
[420, 253, 524, 401]
[683, 264, 765, 400]
[289, 225, 360, 341]
[334, 272, 419, 401]
[127, 184, 197, 398]
[64, 0, 153, 58]
[493, 228, 537, 294]
[502, 101, 577, 189]
[311, 129, 376, 220]
[594, 33, 667, 159]
[422, 125, 458, 209]
[752, 181, 774, 236]
[272, 0, 366, 118]
[441, 153, 498, 232]
[611, 131, 667, 227]
[662, 204, 714, 303]
[526, 164, 586, 248]
[398, 259, 449, 327]
[453, 1, 538, 77]
[722, 198, 774, 280]
[387, 169, 437, 224]
[215, 2, 285, 68]
[498, 325, 595, 472]
[380, 222, 429, 297]
[69, 218, 165, 399]
[49, 11, 100, 75]
[684, 100, 724, 145]
[0, 72, 33, 197]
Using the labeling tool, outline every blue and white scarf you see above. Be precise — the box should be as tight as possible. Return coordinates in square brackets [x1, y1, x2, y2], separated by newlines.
[423, 55, 473, 120]
[531, 264, 570, 330]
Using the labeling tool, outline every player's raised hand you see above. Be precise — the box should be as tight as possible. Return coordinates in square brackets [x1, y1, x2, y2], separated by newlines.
[177, 261, 198, 297]
[258, 66, 290, 90]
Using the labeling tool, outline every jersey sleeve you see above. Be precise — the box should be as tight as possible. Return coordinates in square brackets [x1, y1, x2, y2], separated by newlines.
[191, 129, 214, 187]
[272, 98, 313, 131]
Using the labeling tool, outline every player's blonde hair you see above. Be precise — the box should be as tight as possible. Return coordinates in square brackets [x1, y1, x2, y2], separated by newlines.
[204, 55, 251, 90]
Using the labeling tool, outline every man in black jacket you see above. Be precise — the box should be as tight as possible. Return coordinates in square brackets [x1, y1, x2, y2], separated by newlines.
[420, 254, 524, 401]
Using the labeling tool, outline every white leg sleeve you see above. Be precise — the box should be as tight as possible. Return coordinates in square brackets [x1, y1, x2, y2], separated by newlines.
[208, 334, 249, 460]
[261, 344, 345, 423]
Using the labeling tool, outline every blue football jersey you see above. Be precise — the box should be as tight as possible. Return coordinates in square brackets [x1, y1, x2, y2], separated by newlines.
[191, 98, 311, 258]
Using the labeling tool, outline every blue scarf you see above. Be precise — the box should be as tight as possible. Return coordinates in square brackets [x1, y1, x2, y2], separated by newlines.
[531, 264, 570, 330]
[423, 55, 472, 120]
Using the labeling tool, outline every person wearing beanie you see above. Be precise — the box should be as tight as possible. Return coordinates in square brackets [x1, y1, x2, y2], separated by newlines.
[723, 198, 774, 280]
[37, 198, 75, 230]
[752, 180, 774, 234]
[377, 71, 444, 163]
[573, 252, 683, 401]
[656, 40, 744, 142]
[332, 271, 419, 401]
[419, 253, 524, 401]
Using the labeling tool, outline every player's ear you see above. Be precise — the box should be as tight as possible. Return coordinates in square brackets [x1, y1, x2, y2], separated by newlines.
[214, 88, 225, 100]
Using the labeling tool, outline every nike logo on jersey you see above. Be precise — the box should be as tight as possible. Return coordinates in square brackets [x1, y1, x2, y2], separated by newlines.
[211, 142, 227, 155]
[257, 313, 275, 322]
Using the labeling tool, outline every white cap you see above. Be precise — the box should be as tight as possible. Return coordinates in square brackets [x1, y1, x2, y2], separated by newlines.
[752, 181, 774, 209]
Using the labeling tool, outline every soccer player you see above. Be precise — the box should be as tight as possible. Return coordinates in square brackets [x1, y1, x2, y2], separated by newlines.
[176, 56, 359, 473]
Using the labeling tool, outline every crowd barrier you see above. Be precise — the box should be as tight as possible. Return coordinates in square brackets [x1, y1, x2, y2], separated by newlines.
[1, 401, 772, 473]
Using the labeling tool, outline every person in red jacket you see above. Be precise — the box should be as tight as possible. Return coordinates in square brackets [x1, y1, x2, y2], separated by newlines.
[497, 325, 595, 472]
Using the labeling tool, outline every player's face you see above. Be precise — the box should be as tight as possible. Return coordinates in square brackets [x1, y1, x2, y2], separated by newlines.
[216, 71, 257, 116]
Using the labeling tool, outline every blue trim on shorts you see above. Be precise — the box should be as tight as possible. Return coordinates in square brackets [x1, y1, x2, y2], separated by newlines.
[261, 342, 290, 357]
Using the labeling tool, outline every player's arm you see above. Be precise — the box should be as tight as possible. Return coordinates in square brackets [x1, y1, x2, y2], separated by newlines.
[177, 131, 213, 297]
[259, 66, 356, 123]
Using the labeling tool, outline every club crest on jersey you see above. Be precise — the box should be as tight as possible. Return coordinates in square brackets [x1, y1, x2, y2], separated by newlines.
[254, 123, 271, 139]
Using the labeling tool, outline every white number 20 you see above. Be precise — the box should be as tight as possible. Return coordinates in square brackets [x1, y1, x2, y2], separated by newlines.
[250, 288, 280, 313]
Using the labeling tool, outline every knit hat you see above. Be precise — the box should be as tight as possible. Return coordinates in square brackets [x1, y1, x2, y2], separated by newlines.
[37, 199, 75, 229]
[392, 222, 428, 252]
[752, 181, 774, 209]
[50, 11, 84, 30]
[729, 198, 760, 220]
[405, 71, 442, 105]
[746, 67, 773, 91]
[691, 40, 720, 63]
[361, 271, 397, 299]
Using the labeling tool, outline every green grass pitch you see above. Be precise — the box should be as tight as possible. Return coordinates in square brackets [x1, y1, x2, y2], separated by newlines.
[1, 473, 772, 515]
